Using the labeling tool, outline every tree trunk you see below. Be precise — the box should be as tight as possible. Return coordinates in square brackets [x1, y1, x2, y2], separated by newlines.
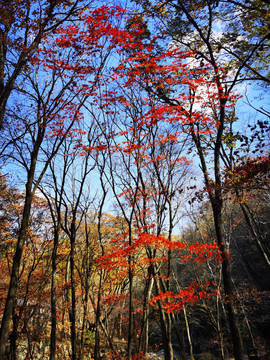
[0, 186, 34, 358]
[183, 306, 194, 360]
[127, 223, 134, 359]
[9, 306, 19, 360]
[211, 197, 244, 360]
[127, 252, 134, 359]
[70, 221, 77, 360]
[216, 295, 225, 360]
[79, 223, 91, 360]
[138, 274, 154, 356]
[94, 274, 102, 360]
[50, 226, 60, 360]
[154, 276, 174, 360]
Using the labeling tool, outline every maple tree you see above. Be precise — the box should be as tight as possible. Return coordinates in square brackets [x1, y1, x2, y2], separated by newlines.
[87, 79, 224, 359]
[97, 49, 236, 360]
[86, 82, 178, 359]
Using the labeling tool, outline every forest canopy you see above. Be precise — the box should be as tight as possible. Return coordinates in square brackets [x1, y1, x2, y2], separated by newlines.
[0, 0, 269, 359]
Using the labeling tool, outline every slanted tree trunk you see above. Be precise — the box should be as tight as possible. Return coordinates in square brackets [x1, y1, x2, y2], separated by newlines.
[0, 142, 39, 358]
[138, 275, 154, 356]
[183, 306, 194, 360]
[154, 275, 174, 360]
[9, 305, 19, 360]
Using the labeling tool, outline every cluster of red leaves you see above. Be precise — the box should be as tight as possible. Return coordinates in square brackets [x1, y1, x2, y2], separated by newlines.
[96, 231, 222, 273]
[150, 281, 220, 313]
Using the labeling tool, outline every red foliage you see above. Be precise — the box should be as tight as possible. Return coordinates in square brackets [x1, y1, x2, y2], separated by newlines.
[150, 280, 220, 313]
